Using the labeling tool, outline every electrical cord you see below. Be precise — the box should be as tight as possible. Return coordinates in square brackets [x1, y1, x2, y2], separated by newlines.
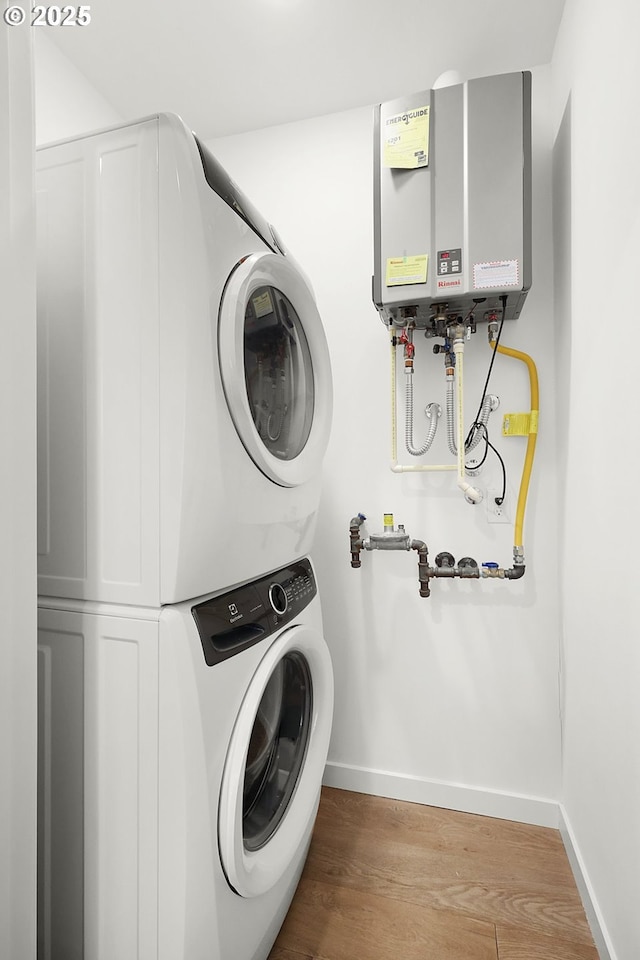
[465, 294, 507, 450]
[462, 294, 507, 506]
[460, 294, 508, 502]
[465, 422, 507, 505]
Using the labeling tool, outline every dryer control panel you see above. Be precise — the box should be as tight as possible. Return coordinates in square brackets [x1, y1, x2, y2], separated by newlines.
[192, 558, 317, 666]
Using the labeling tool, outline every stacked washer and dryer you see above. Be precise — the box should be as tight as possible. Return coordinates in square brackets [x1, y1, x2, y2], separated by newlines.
[36, 114, 333, 960]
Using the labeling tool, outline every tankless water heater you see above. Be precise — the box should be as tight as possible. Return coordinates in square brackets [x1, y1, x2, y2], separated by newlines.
[373, 71, 531, 327]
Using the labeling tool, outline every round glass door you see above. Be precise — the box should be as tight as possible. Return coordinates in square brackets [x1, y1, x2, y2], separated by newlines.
[243, 651, 311, 851]
[219, 253, 332, 487]
[244, 286, 313, 463]
[218, 625, 333, 898]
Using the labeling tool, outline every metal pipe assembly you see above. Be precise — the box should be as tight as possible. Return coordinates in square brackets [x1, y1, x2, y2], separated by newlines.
[389, 326, 458, 475]
[349, 513, 526, 599]
[388, 321, 496, 494]
[368, 296, 539, 600]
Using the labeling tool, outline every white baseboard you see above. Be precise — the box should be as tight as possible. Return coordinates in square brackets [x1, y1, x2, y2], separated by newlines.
[323, 760, 560, 829]
[559, 805, 615, 960]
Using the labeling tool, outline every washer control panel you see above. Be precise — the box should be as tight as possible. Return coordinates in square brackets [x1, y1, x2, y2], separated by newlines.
[281, 567, 314, 610]
[193, 558, 317, 666]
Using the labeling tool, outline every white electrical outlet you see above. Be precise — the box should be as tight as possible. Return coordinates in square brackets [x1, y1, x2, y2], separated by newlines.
[486, 488, 510, 524]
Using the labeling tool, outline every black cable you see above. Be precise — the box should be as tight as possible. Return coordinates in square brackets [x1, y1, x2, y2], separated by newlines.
[465, 425, 490, 469]
[486, 436, 507, 505]
[465, 294, 507, 450]
[473, 445, 490, 469]
[464, 422, 507, 505]
[453, 294, 508, 502]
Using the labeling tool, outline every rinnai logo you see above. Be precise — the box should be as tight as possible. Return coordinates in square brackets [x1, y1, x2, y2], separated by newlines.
[437, 278, 462, 289]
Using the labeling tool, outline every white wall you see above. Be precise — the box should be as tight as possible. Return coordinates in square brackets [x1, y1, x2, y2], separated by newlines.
[210, 65, 563, 827]
[0, 13, 36, 959]
[552, 2, 640, 958]
[34, 32, 121, 143]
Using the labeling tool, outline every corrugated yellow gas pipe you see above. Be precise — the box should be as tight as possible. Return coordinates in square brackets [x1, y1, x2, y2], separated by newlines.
[489, 333, 539, 558]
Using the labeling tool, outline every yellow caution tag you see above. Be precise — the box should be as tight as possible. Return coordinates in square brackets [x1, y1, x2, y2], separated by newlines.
[502, 413, 531, 437]
[385, 254, 428, 287]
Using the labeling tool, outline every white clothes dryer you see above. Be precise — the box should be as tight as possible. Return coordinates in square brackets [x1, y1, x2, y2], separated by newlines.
[36, 114, 333, 607]
[37, 558, 333, 960]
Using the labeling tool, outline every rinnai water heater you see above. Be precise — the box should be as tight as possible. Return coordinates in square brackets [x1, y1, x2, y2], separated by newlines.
[373, 71, 531, 327]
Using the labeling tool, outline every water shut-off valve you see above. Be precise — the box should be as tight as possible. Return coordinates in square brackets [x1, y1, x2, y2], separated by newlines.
[349, 514, 525, 599]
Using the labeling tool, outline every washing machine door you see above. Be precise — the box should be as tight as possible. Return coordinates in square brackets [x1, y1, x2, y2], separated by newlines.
[218, 252, 332, 487]
[218, 623, 333, 898]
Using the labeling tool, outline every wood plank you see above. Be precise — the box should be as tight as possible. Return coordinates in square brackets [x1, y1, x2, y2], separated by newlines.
[267, 947, 314, 960]
[271, 876, 498, 960]
[496, 923, 600, 960]
[304, 788, 594, 946]
[315, 788, 573, 884]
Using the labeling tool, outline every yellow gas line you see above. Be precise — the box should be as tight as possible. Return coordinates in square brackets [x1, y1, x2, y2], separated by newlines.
[490, 337, 539, 551]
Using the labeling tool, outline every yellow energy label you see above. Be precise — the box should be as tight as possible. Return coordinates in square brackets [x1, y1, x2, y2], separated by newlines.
[383, 105, 430, 169]
[385, 254, 428, 287]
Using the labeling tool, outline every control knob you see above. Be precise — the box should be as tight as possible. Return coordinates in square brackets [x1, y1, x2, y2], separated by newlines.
[268, 582, 288, 616]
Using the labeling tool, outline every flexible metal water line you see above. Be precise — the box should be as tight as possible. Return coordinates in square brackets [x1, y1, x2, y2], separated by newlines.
[389, 326, 456, 473]
[446, 386, 496, 456]
[405, 374, 440, 456]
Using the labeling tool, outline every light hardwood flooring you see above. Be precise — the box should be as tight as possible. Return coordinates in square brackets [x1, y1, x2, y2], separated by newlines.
[268, 787, 599, 960]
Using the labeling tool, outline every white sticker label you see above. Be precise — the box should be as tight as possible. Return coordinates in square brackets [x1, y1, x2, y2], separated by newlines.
[473, 259, 520, 290]
[252, 289, 274, 318]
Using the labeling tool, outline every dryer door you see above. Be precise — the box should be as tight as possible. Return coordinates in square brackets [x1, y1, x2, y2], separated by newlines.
[218, 623, 333, 898]
[218, 253, 332, 487]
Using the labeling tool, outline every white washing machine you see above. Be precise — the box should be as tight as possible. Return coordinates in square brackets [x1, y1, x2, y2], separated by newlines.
[36, 113, 333, 607]
[38, 558, 333, 960]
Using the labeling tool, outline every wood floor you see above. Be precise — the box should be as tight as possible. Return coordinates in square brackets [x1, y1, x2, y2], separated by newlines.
[268, 787, 599, 960]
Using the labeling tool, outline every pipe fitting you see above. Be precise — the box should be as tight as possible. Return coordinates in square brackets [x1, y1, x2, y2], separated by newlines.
[365, 528, 411, 551]
[457, 479, 483, 504]
[349, 513, 366, 567]
[458, 557, 479, 577]
[411, 540, 430, 598]
[505, 546, 526, 579]
[435, 551, 455, 569]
